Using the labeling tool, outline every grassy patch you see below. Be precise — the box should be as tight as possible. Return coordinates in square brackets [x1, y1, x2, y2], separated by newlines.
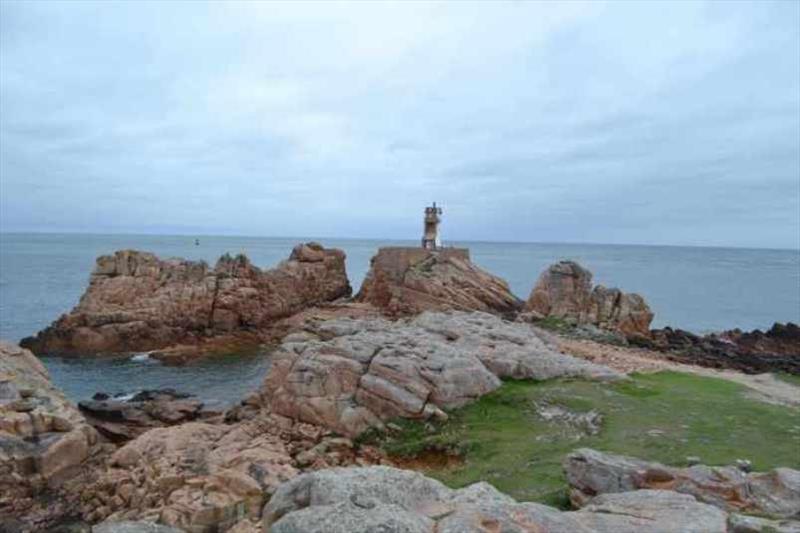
[367, 371, 800, 506]
[775, 372, 800, 387]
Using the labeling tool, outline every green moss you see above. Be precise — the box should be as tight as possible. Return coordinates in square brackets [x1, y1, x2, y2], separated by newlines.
[367, 371, 800, 504]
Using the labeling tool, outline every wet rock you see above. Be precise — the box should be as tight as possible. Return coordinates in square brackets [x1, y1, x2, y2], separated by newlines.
[564, 448, 800, 518]
[252, 311, 620, 436]
[356, 247, 522, 316]
[524, 260, 654, 338]
[78, 389, 220, 444]
[21, 244, 351, 357]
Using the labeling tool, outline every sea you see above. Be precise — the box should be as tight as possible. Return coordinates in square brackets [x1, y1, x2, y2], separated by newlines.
[1, 232, 798, 405]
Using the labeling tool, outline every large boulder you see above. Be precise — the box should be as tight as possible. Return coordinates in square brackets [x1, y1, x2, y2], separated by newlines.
[564, 448, 800, 518]
[21, 243, 351, 356]
[0, 341, 98, 526]
[525, 260, 654, 338]
[356, 247, 522, 316]
[249, 311, 620, 436]
[263, 465, 729, 533]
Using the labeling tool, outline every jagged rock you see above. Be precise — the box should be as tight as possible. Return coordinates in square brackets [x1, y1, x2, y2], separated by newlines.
[92, 521, 184, 533]
[0, 341, 98, 524]
[249, 311, 620, 436]
[356, 247, 522, 316]
[78, 389, 222, 443]
[20, 243, 351, 356]
[564, 448, 800, 518]
[643, 323, 800, 374]
[525, 260, 654, 338]
[263, 465, 729, 533]
[83, 413, 386, 532]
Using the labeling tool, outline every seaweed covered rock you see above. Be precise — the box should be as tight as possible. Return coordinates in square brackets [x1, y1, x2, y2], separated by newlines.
[21, 243, 351, 356]
[356, 247, 522, 316]
[525, 260, 654, 338]
[646, 323, 800, 374]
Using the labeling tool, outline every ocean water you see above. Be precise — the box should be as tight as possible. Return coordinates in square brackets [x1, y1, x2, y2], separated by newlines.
[1, 233, 798, 404]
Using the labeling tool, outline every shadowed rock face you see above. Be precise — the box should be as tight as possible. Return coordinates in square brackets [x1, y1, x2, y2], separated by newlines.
[20, 242, 351, 356]
[564, 448, 800, 519]
[524, 260, 654, 338]
[262, 465, 730, 533]
[356, 247, 522, 316]
[243, 311, 620, 437]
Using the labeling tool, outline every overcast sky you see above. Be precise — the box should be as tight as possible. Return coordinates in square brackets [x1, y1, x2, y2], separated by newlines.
[1, 1, 798, 249]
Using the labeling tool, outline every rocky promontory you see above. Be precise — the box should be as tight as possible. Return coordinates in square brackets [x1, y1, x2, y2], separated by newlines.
[356, 247, 522, 316]
[21, 243, 351, 356]
[524, 260, 654, 338]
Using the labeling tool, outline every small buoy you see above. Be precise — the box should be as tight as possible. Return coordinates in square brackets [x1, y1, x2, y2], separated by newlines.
[195, 239, 200, 246]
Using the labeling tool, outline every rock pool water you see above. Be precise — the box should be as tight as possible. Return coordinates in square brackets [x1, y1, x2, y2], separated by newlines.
[40, 349, 271, 406]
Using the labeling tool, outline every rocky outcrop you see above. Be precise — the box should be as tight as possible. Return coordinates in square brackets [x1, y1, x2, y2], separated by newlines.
[263, 465, 730, 533]
[246, 311, 620, 437]
[356, 247, 522, 316]
[564, 448, 800, 518]
[524, 260, 654, 338]
[643, 323, 800, 374]
[21, 243, 351, 356]
[78, 389, 223, 444]
[0, 341, 98, 526]
[80, 413, 385, 531]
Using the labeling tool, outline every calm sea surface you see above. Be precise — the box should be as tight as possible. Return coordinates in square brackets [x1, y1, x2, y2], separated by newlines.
[1, 233, 798, 404]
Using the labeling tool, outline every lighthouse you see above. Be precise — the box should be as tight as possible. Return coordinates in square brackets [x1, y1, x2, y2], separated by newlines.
[421, 202, 442, 250]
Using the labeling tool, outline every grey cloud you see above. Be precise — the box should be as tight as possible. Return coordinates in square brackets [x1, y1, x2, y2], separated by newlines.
[0, 0, 797, 249]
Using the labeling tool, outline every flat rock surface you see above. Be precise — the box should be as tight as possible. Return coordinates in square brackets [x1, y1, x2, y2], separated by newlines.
[252, 311, 620, 436]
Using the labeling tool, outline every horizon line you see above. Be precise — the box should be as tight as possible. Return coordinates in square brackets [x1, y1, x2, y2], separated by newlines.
[1, 229, 797, 254]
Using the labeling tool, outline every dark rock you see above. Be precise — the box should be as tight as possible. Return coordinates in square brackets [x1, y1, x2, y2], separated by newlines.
[643, 323, 800, 374]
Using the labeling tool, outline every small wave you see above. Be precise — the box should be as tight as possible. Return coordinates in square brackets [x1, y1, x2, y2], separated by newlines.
[113, 392, 137, 401]
[130, 352, 152, 362]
